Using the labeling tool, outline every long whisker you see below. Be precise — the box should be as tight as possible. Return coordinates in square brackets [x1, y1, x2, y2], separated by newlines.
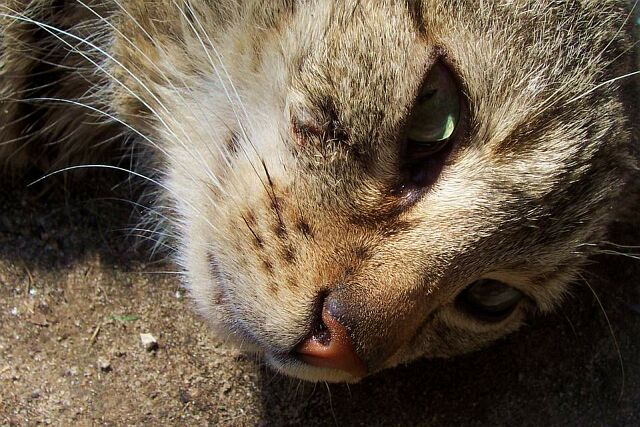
[172, 1, 251, 150]
[22, 96, 228, 199]
[176, 1, 275, 198]
[577, 273, 625, 401]
[127, 233, 178, 252]
[28, 164, 219, 233]
[4, 8, 247, 231]
[172, 1, 262, 181]
[569, 70, 640, 103]
[178, 1, 256, 135]
[102, 196, 174, 223]
[0, 12, 173, 122]
[77, 0, 235, 181]
[594, 250, 640, 261]
[125, 228, 180, 252]
[0, 10, 222, 190]
[598, 241, 640, 250]
[100, 196, 179, 250]
[526, 2, 638, 121]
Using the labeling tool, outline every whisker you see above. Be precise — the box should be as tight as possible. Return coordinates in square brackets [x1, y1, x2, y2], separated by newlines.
[598, 0, 638, 59]
[176, 1, 274, 201]
[122, 226, 179, 240]
[134, 271, 187, 276]
[0, 9, 225, 194]
[594, 250, 640, 261]
[178, 1, 256, 135]
[324, 381, 339, 427]
[525, 3, 638, 121]
[577, 273, 625, 401]
[99, 196, 173, 223]
[568, 70, 640, 103]
[21, 96, 226, 195]
[127, 233, 177, 252]
[27, 164, 219, 233]
[80, 0, 235, 184]
[598, 241, 640, 250]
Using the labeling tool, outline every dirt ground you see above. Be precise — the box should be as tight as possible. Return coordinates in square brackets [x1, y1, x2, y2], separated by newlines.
[0, 176, 639, 427]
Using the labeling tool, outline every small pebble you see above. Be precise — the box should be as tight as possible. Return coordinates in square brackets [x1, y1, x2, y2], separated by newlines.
[30, 390, 41, 399]
[10, 307, 18, 316]
[140, 333, 158, 352]
[111, 349, 126, 358]
[221, 382, 232, 394]
[98, 357, 112, 372]
[179, 389, 190, 404]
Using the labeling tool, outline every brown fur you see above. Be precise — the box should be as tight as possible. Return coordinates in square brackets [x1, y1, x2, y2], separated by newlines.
[0, 0, 638, 382]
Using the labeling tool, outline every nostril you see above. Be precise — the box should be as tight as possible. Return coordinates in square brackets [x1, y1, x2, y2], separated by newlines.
[294, 293, 367, 378]
[310, 316, 331, 346]
[308, 292, 331, 346]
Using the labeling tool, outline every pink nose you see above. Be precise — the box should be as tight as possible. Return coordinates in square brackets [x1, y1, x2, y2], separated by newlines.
[295, 305, 367, 378]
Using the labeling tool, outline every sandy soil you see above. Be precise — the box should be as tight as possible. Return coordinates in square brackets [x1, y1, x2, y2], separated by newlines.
[0, 178, 639, 426]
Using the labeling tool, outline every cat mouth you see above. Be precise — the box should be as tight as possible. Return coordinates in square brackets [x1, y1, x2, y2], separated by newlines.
[222, 322, 368, 382]
[264, 350, 366, 383]
[215, 298, 369, 382]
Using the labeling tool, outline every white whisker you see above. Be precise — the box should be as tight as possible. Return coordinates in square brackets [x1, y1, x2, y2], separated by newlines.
[569, 70, 640, 103]
[28, 164, 219, 234]
[577, 273, 625, 401]
[135, 271, 187, 276]
[0, 9, 227, 196]
[176, 1, 273, 194]
[79, 0, 235, 184]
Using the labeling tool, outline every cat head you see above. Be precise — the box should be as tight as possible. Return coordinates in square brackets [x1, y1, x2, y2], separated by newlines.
[113, 1, 637, 382]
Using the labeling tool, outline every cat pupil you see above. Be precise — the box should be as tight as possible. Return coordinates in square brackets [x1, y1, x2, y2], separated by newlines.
[419, 89, 438, 102]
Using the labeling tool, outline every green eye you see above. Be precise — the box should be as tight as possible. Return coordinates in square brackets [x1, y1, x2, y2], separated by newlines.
[407, 62, 461, 143]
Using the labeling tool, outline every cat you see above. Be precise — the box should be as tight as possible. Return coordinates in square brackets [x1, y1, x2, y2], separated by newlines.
[0, 0, 638, 382]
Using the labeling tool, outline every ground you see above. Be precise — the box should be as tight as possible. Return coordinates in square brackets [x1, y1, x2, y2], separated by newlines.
[0, 178, 639, 426]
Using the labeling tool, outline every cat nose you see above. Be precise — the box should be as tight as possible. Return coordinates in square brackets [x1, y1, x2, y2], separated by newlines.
[295, 295, 367, 378]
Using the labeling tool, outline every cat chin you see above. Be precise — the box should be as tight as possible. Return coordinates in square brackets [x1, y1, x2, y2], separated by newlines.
[264, 353, 365, 383]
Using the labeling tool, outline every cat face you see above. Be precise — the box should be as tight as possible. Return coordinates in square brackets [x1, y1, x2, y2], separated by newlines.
[114, 0, 636, 382]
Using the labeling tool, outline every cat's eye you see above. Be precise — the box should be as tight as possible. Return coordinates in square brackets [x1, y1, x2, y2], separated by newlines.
[407, 62, 461, 151]
[458, 279, 523, 322]
[399, 62, 462, 190]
